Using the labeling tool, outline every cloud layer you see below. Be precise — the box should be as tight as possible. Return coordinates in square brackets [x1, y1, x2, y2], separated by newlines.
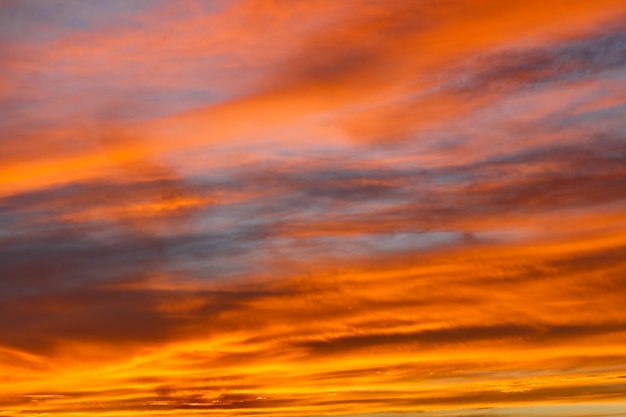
[1, 0, 626, 416]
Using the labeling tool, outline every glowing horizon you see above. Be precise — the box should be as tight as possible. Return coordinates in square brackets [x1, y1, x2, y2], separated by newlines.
[1, 1, 626, 416]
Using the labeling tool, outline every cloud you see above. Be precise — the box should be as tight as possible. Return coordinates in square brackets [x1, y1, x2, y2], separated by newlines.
[2, 1, 626, 416]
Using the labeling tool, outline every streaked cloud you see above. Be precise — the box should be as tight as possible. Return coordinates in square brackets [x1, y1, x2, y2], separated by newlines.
[1, 0, 626, 416]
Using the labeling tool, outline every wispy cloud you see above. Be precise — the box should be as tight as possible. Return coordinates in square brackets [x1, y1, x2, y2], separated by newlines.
[1, 0, 626, 416]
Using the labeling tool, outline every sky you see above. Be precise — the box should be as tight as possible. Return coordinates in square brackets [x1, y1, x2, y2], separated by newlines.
[1, 0, 626, 416]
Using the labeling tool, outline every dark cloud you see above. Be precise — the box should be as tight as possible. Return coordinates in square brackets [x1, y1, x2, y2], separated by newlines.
[298, 322, 626, 357]
[2, 131, 625, 300]
[0, 282, 285, 355]
[449, 28, 626, 94]
[340, 25, 626, 144]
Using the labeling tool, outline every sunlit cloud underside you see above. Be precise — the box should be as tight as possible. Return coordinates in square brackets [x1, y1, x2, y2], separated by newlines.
[1, 1, 626, 416]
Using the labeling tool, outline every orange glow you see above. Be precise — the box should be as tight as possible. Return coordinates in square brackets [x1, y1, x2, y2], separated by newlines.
[1, 1, 626, 416]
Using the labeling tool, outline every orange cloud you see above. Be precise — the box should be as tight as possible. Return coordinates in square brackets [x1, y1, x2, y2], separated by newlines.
[1, 0, 626, 416]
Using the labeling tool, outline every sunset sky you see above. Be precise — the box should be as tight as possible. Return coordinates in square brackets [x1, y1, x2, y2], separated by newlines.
[1, 1, 626, 416]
